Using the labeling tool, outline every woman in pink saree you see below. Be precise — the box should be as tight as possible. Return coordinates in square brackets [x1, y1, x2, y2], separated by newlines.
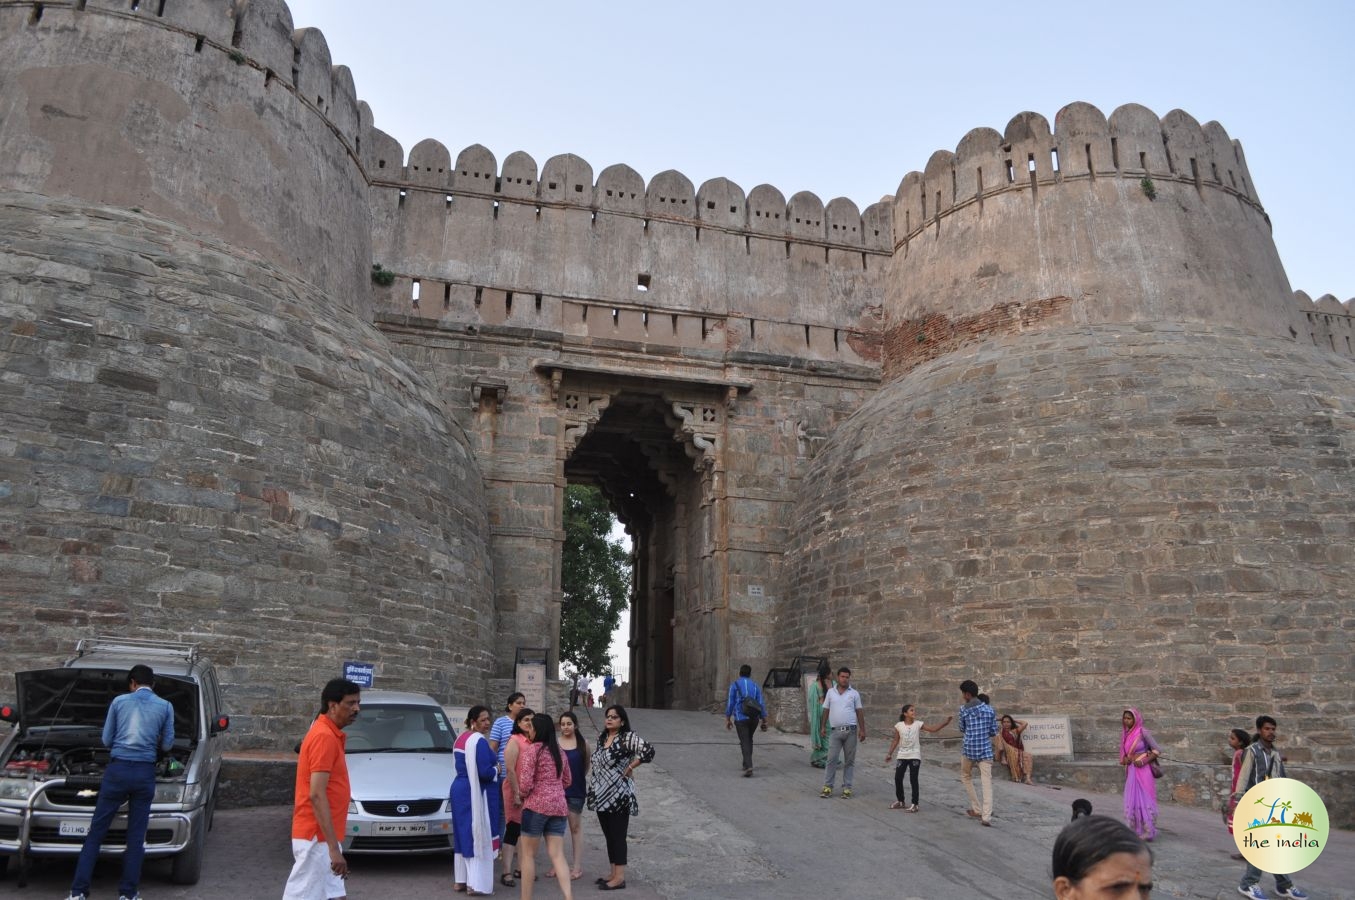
[1119, 708, 1161, 841]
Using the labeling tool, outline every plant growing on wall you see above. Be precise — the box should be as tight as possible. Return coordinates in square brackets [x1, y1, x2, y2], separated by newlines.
[1140, 177, 1157, 200]
[370, 263, 396, 287]
[560, 485, 631, 678]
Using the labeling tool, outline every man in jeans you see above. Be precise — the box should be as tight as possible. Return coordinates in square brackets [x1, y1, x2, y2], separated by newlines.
[957, 679, 998, 826]
[1237, 715, 1309, 900]
[67, 664, 174, 900]
[724, 663, 768, 776]
[818, 667, 866, 798]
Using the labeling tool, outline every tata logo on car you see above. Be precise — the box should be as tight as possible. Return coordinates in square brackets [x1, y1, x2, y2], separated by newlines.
[395, 804, 410, 815]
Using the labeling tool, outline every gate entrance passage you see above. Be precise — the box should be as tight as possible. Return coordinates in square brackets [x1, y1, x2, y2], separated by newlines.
[559, 385, 732, 709]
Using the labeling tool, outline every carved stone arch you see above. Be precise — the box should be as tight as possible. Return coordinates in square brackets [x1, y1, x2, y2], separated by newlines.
[559, 388, 613, 454]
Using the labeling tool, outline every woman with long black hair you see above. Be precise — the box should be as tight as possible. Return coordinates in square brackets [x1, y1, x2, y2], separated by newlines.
[586, 705, 655, 891]
[518, 712, 575, 900]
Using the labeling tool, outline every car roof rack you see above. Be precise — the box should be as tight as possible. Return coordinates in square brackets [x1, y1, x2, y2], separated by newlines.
[75, 635, 201, 666]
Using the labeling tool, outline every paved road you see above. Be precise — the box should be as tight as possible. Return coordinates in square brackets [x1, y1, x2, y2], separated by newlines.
[5, 709, 1351, 898]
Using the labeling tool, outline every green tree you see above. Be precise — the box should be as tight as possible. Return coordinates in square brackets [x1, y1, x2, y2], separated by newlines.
[560, 485, 631, 678]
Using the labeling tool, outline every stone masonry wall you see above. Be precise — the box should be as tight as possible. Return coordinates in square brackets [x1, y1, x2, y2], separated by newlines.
[0, 0, 373, 308]
[780, 323, 1355, 772]
[0, 194, 494, 745]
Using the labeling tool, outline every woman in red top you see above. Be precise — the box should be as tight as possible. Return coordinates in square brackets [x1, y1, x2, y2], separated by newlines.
[517, 713, 574, 900]
[500, 706, 534, 887]
[999, 715, 1034, 784]
[1223, 727, 1251, 857]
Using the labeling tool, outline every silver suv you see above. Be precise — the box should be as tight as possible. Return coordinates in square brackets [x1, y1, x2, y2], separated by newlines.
[0, 637, 229, 886]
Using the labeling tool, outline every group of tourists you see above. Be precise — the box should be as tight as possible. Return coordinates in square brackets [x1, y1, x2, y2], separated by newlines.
[281, 681, 653, 900]
[278, 672, 1311, 900]
[451, 692, 654, 897]
[1121, 708, 1308, 899]
[794, 666, 1311, 900]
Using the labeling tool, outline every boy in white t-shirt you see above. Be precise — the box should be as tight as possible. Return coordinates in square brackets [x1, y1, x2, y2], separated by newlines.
[883, 704, 952, 811]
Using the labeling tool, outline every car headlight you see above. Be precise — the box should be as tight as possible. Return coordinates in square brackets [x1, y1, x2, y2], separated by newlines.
[348, 800, 358, 814]
[443, 798, 452, 813]
[153, 782, 185, 804]
[0, 777, 33, 800]
[183, 781, 204, 807]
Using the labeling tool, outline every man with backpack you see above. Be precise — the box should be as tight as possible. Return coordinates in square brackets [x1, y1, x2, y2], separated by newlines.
[725, 664, 768, 777]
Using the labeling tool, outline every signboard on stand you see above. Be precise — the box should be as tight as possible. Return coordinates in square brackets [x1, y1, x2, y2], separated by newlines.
[515, 647, 549, 712]
[1020, 715, 1074, 756]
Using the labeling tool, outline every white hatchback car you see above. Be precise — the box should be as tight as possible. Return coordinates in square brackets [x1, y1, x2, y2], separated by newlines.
[339, 690, 458, 854]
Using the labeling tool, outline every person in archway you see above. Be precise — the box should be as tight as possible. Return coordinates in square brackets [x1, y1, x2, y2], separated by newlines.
[725, 664, 768, 776]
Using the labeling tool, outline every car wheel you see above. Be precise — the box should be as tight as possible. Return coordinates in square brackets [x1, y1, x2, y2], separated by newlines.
[169, 806, 207, 885]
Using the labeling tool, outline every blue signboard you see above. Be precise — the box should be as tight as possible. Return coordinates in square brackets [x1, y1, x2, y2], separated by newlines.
[343, 661, 374, 688]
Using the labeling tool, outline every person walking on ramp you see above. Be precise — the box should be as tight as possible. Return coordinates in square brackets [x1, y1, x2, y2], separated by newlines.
[957, 679, 998, 826]
[725, 663, 768, 777]
[819, 666, 866, 798]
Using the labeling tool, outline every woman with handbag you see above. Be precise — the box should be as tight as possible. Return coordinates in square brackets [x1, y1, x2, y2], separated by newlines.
[1119, 707, 1162, 841]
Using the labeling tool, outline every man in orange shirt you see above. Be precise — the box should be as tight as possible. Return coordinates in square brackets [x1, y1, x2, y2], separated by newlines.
[283, 679, 361, 900]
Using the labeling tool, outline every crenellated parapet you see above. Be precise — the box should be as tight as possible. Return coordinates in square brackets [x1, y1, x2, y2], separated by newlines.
[1293, 290, 1355, 359]
[367, 139, 889, 369]
[367, 136, 893, 251]
[893, 102, 1261, 245]
[882, 102, 1296, 379]
[0, 0, 376, 304]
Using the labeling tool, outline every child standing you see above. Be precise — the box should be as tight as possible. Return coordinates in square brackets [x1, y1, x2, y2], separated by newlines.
[883, 704, 952, 811]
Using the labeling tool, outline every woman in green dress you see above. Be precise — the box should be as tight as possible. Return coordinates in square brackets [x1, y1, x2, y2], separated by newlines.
[807, 660, 832, 768]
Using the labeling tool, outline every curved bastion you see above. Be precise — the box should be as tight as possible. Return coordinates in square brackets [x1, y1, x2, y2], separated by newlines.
[0, 0, 493, 744]
[780, 103, 1355, 788]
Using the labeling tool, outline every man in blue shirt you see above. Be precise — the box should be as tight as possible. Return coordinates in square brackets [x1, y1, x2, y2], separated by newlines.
[68, 664, 175, 900]
[724, 664, 768, 777]
[957, 679, 998, 827]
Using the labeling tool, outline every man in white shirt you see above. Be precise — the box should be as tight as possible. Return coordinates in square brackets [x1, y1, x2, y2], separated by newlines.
[818, 667, 867, 798]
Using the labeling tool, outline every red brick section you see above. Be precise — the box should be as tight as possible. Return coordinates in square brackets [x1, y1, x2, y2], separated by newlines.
[882, 295, 1074, 379]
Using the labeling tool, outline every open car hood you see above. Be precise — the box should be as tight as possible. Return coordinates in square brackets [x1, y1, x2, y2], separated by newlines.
[14, 668, 198, 740]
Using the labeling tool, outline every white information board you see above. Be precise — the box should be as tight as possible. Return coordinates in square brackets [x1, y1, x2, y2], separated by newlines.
[1020, 715, 1074, 756]
[516, 662, 547, 712]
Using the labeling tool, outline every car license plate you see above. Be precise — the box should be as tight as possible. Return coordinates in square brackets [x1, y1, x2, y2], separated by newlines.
[373, 821, 428, 835]
[59, 821, 89, 837]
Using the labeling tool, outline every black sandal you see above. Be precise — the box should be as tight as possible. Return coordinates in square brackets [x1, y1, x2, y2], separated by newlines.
[501, 873, 516, 887]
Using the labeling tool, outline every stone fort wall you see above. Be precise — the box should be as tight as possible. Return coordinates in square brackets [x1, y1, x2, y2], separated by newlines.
[0, 0, 1351, 820]
[778, 103, 1355, 816]
[0, 0, 494, 746]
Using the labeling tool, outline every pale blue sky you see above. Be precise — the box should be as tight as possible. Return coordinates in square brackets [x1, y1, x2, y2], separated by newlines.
[287, 0, 1352, 300]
